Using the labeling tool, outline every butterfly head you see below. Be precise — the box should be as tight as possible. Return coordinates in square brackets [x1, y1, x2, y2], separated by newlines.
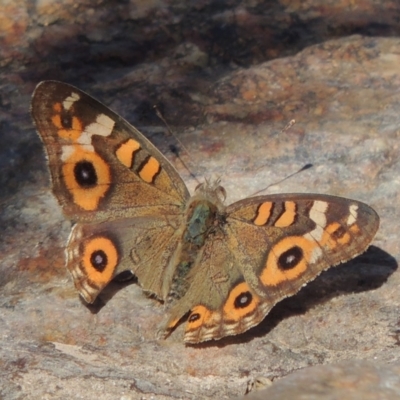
[193, 179, 227, 210]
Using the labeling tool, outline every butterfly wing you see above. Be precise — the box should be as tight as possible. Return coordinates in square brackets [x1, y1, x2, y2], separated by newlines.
[67, 215, 184, 303]
[32, 81, 190, 302]
[164, 193, 379, 343]
[32, 81, 189, 223]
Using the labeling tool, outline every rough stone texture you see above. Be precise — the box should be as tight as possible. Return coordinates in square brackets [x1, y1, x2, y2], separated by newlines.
[237, 360, 400, 400]
[1, 1, 400, 399]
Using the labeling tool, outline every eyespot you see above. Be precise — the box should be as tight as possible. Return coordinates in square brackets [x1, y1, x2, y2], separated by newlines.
[188, 313, 201, 323]
[90, 249, 108, 272]
[277, 245, 303, 270]
[82, 236, 119, 286]
[61, 111, 73, 129]
[223, 282, 259, 321]
[62, 146, 111, 210]
[233, 291, 253, 309]
[74, 160, 98, 188]
[260, 236, 317, 287]
[186, 305, 213, 330]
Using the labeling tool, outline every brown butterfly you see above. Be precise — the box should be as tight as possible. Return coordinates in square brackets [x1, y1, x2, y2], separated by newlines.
[31, 81, 379, 343]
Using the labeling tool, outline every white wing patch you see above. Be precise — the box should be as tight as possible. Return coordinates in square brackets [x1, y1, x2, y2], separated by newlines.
[63, 92, 80, 110]
[80, 113, 115, 144]
[304, 200, 328, 241]
[347, 204, 358, 226]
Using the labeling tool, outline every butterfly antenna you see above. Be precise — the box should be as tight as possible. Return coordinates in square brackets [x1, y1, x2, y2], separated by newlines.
[169, 144, 199, 183]
[154, 106, 200, 185]
[250, 119, 311, 195]
[251, 163, 313, 196]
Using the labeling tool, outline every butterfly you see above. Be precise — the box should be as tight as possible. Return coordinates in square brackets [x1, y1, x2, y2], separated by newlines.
[31, 81, 379, 343]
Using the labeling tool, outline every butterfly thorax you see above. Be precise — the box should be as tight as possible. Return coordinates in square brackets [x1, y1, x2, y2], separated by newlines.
[168, 182, 227, 300]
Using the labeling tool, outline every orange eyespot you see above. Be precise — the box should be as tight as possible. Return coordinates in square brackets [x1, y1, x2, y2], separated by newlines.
[82, 236, 118, 286]
[223, 282, 259, 321]
[51, 102, 83, 142]
[186, 305, 213, 330]
[62, 146, 111, 210]
[261, 236, 316, 287]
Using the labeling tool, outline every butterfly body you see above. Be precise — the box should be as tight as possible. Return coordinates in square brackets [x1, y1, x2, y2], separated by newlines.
[32, 81, 379, 344]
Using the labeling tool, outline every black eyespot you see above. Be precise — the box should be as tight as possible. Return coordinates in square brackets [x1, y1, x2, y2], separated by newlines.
[74, 161, 97, 187]
[278, 246, 303, 270]
[332, 225, 346, 239]
[234, 291, 253, 309]
[188, 313, 200, 323]
[61, 111, 72, 129]
[90, 249, 107, 272]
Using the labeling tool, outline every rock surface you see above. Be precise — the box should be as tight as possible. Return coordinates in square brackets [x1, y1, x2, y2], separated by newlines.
[237, 360, 400, 400]
[1, 1, 400, 399]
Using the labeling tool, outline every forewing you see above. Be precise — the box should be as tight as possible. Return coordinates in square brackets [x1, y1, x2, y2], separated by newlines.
[32, 81, 189, 223]
[227, 193, 379, 300]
